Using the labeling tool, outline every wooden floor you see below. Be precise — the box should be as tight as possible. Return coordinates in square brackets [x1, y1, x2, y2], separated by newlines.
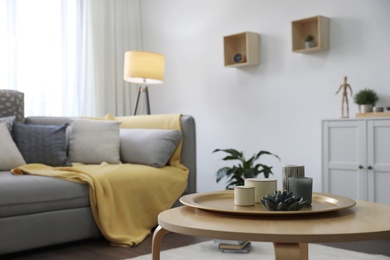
[3, 233, 209, 260]
[3, 232, 390, 260]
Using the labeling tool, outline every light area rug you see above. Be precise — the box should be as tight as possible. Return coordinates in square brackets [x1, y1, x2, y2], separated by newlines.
[128, 241, 390, 260]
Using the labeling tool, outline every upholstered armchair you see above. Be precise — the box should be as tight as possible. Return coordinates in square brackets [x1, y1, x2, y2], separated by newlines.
[0, 90, 24, 122]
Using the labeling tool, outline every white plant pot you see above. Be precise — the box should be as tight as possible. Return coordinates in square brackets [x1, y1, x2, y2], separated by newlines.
[305, 41, 314, 48]
[360, 104, 373, 113]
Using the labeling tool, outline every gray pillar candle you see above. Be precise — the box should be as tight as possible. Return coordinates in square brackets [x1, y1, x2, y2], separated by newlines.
[287, 177, 313, 205]
[282, 165, 305, 191]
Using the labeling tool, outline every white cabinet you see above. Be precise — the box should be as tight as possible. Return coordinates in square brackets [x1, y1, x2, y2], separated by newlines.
[322, 118, 390, 205]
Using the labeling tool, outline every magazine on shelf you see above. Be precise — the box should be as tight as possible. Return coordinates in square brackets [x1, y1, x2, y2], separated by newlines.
[220, 242, 251, 253]
[214, 239, 246, 245]
[218, 240, 251, 250]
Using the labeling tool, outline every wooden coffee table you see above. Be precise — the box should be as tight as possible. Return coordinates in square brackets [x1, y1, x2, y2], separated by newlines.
[152, 192, 390, 260]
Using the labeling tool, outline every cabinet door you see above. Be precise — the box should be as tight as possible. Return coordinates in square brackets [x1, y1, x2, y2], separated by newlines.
[367, 120, 390, 205]
[322, 120, 366, 200]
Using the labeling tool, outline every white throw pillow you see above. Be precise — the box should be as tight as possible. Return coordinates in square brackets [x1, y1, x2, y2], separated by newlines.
[0, 122, 26, 170]
[68, 119, 121, 164]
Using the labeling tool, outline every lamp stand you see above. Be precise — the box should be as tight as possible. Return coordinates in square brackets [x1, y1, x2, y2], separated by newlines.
[133, 85, 150, 115]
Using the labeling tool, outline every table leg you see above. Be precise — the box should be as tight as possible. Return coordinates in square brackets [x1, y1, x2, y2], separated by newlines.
[273, 242, 308, 260]
[152, 225, 170, 260]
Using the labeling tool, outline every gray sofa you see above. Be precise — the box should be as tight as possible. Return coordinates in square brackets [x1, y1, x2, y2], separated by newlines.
[0, 90, 197, 255]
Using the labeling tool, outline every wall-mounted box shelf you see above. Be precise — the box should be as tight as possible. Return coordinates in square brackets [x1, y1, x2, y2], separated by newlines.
[292, 15, 329, 53]
[224, 32, 259, 67]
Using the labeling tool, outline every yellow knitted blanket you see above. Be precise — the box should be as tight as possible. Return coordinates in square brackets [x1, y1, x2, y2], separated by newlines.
[12, 114, 190, 246]
[12, 162, 188, 246]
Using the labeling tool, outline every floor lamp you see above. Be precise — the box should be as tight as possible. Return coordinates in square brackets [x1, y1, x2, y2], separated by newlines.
[123, 51, 165, 115]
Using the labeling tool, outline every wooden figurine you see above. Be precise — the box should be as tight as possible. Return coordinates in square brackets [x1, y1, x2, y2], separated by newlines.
[335, 76, 353, 118]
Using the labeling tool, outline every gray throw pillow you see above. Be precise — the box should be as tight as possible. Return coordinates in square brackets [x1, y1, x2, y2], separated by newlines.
[0, 122, 26, 170]
[68, 119, 121, 164]
[119, 128, 182, 167]
[13, 123, 71, 166]
[0, 115, 15, 132]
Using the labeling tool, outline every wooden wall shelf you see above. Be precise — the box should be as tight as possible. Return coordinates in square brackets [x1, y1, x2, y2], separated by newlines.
[292, 15, 330, 53]
[224, 32, 259, 67]
[356, 112, 390, 118]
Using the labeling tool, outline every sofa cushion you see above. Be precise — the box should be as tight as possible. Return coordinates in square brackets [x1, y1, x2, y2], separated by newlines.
[0, 115, 15, 132]
[108, 114, 184, 168]
[0, 171, 90, 218]
[69, 119, 121, 164]
[0, 123, 26, 170]
[13, 123, 71, 167]
[120, 128, 181, 167]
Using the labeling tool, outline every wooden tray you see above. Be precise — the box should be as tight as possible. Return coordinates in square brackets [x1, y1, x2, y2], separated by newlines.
[180, 191, 356, 216]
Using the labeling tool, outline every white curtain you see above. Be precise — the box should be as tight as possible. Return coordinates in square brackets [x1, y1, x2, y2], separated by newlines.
[0, 0, 141, 117]
[84, 0, 141, 117]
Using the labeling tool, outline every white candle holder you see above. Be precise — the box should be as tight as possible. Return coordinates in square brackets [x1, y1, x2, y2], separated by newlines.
[244, 178, 277, 203]
[234, 186, 255, 206]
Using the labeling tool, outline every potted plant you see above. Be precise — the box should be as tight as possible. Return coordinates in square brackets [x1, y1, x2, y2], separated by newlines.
[213, 148, 280, 190]
[353, 88, 379, 113]
[305, 35, 315, 48]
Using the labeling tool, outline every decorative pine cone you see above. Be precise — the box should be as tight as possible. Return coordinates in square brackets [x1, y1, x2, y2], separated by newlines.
[260, 190, 308, 211]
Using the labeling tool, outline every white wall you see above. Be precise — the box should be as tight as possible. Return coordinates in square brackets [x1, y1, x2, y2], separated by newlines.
[140, 0, 390, 192]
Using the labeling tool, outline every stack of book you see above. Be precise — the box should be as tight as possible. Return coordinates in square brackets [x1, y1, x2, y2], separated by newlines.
[214, 239, 251, 253]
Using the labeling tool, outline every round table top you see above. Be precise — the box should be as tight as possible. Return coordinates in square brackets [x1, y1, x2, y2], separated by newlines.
[158, 199, 390, 244]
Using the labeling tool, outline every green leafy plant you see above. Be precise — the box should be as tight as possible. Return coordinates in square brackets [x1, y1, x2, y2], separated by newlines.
[213, 148, 280, 190]
[353, 88, 379, 105]
[305, 35, 314, 42]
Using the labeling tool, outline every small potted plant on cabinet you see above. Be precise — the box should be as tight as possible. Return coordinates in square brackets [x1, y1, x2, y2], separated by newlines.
[353, 88, 379, 113]
[305, 35, 315, 48]
[213, 148, 280, 190]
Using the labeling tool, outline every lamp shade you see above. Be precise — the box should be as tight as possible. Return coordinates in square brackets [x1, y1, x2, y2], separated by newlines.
[123, 51, 165, 85]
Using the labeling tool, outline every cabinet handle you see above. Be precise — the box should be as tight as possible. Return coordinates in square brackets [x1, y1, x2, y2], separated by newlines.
[368, 166, 373, 170]
[358, 165, 364, 169]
